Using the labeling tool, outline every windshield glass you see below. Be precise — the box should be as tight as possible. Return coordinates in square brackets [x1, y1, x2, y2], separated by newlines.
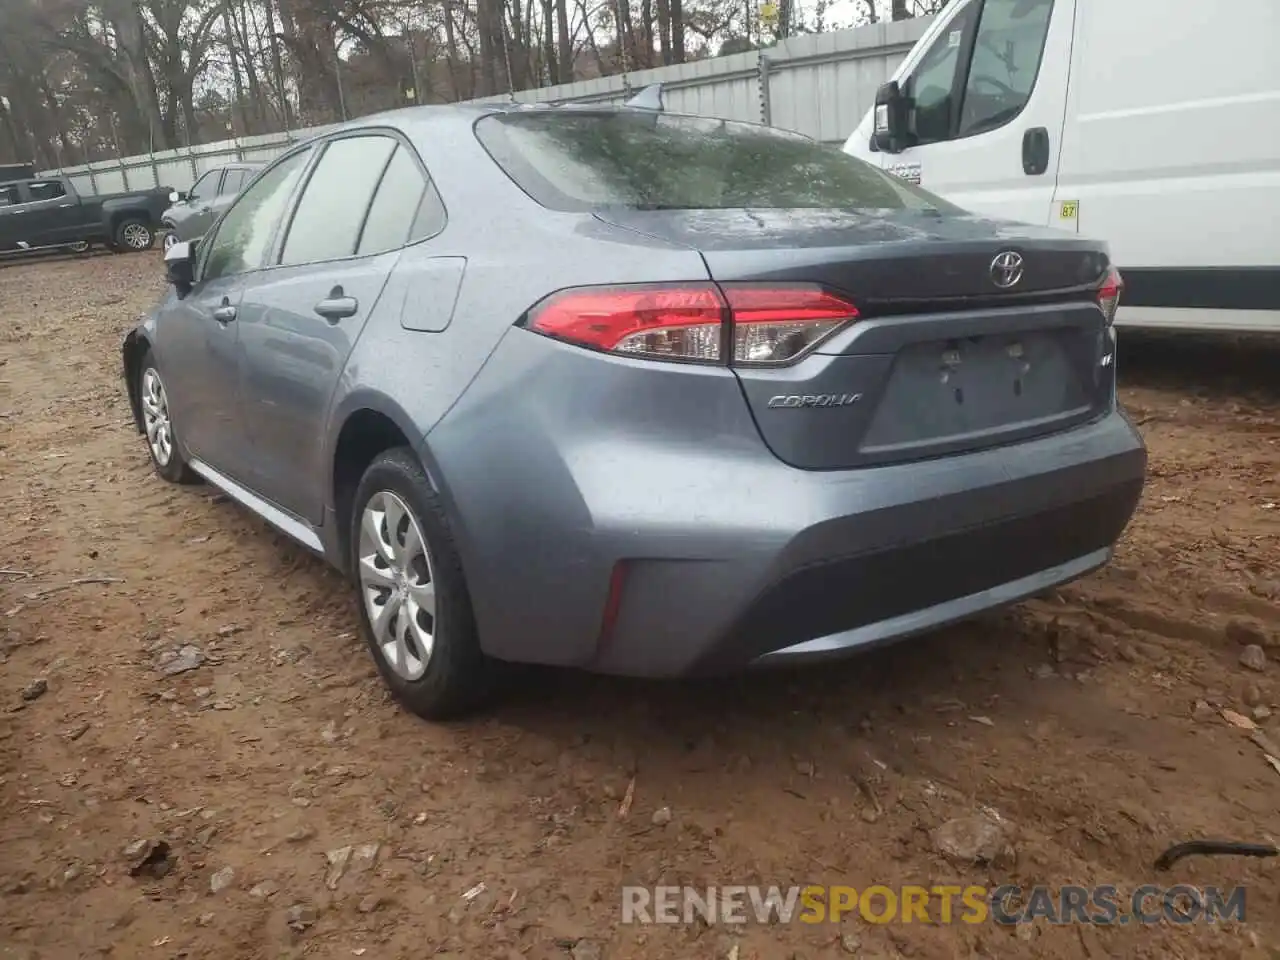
[475, 111, 960, 214]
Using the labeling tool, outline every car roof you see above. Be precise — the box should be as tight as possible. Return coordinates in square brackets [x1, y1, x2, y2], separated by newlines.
[294, 101, 687, 143]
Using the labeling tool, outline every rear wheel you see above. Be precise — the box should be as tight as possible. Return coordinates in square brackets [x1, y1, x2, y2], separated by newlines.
[138, 351, 197, 484]
[350, 448, 495, 720]
[114, 218, 154, 252]
[162, 229, 178, 253]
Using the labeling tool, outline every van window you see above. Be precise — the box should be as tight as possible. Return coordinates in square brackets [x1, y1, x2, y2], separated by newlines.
[900, 0, 1054, 145]
[907, 1, 978, 145]
[958, 0, 1055, 136]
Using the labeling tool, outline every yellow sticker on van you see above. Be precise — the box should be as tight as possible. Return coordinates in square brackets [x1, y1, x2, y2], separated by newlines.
[1059, 201, 1079, 219]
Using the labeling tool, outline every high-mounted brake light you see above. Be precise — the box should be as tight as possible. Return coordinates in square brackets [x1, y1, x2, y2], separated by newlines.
[524, 283, 858, 366]
[1096, 266, 1124, 325]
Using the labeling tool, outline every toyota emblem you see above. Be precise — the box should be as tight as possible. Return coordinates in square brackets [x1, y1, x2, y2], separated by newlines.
[989, 250, 1025, 289]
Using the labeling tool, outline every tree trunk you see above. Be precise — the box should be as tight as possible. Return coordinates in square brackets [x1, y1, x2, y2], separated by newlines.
[261, 0, 293, 128]
[540, 0, 558, 84]
[477, 0, 499, 96]
[101, 0, 169, 150]
[671, 0, 685, 63]
[555, 0, 572, 82]
[222, 4, 250, 135]
[442, 0, 465, 100]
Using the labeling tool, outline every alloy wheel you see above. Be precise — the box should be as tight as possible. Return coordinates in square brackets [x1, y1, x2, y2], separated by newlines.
[358, 491, 437, 681]
[122, 223, 152, 249]
[140, 368, 173, 466]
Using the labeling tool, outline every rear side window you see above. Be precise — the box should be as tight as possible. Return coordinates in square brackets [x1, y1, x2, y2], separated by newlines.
[280, 135, 397, 266]
[28, 181, 66, 201]
[357, 145, 430, 256]
[475, 112, 956, 213]
[0, 186, 18, 206]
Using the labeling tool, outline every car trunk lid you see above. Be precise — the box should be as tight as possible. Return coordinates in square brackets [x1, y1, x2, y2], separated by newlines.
[594, 207, 1116, 470]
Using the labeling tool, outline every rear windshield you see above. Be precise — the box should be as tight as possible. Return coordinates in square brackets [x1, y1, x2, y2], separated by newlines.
[474, 111, 958, 214]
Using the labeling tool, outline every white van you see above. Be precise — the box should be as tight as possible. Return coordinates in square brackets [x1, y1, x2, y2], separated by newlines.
[842, 0, 1280, 334]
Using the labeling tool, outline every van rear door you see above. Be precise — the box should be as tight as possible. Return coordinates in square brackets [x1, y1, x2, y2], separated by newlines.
[867, 0, 1076, 229]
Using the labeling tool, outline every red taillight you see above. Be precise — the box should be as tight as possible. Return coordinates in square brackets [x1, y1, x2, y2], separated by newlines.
[725, 286, 858, 364]
[525, 283, 858, 366]
[1097, 266, 1123, 325]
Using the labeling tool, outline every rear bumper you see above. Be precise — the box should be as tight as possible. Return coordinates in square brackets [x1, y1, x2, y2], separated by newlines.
[599, 415, 1143, 677]
[424, 330, 1146, 678]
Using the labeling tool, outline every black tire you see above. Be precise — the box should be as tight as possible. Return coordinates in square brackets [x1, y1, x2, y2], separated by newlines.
[113, 218, 155, 253]
[137, 350, 198, 485]
[350, 448, 495, 720]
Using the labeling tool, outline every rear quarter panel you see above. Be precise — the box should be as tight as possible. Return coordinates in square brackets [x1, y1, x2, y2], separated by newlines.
[328, 114, 713, 457]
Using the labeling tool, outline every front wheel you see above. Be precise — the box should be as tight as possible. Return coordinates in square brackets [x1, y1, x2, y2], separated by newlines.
[350, 448, 496, 720]
[114, 218, 155, 252]
[138, 352, 197, 484]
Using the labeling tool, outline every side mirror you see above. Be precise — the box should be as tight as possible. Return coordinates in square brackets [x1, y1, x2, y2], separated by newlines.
[164, 240, 195, 291]
[168, 189, 180, 203]
[872, 80, 910, 154]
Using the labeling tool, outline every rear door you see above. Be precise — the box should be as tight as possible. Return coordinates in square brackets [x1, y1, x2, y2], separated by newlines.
[6, 182, 57, 246]
[0, 184, 21, 247]
[236, 132, 436, 523]
[876, 0, 1074, 227]
[23, 180, 80, 242]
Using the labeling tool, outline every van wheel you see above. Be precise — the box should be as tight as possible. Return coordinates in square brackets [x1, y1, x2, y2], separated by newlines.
[114, 219, 155, 252]
[350, 448, 496, 720]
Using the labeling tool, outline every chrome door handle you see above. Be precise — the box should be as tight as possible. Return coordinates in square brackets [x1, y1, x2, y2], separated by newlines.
[212, 304, 237, 324]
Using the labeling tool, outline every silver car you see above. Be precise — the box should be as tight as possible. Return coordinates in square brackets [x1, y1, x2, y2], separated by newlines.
[160, 162, 261, 251]
[122, 99, 1147, 720]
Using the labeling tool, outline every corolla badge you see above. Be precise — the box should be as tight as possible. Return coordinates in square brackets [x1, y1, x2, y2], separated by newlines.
[989, 250, 1025, 289]
[767, 393, 863, 409]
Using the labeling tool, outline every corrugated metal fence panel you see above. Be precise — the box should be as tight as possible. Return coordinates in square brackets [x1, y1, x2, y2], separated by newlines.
[155, 157, 194, 190]
[768, 18, 930, 142]
[39, 18, 934, 194]
[87, 166, 127, 194]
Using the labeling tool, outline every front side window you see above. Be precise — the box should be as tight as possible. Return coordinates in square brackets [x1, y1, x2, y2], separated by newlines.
[476, 112, 957, 213]
[280, 135, 397, 266]
[959, 0, 1054, 136]
[0, 186, 18, 207]
[27, 181, 66, 202]
[189, 170, 220, 202]
[220, 169, 247, 195]
[201, 148, 310, 283]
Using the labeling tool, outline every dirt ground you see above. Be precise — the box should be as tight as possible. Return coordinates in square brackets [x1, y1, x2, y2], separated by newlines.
[1, 252, 1278, 960]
